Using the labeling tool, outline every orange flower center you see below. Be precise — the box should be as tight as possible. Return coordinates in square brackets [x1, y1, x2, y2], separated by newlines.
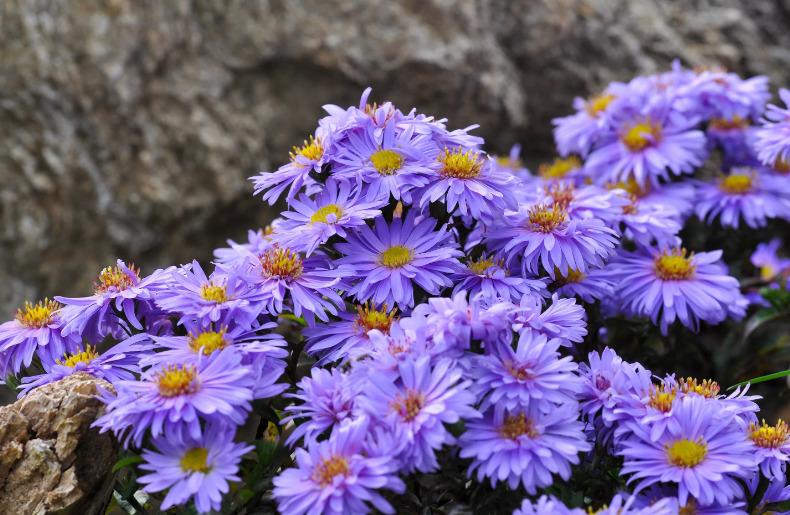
[499, 413, 539, 440]
[260, 247, 304, 280]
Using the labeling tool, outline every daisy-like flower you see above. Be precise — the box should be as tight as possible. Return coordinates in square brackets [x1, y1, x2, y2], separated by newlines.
[755, 89, 790, 167]
[706, 116, 756, 169]
[553, 91, 618, 157]
[536, 156, 587, 184]
[0, 298, 80, 376]
[607, 178, 696, 222]
[358, 356, 479, 473]
[137, 422, 252, 514]
[510, 294, 588, 347]
[514, 495, 583, 515]
[273, 416, 406, 515]
[303, 302, 398, 365]
[419, 147, 517, 219]
[274, 179, 386, 255]
[336, 211, 462, 308]
[491, 203, 619, 279]
[94, 348, 254, 447]
[283, 368, 362, 445]
[551, 266, 616, 304]
[19, 334, 150, 396]
[584, 100, 707, 187]
[252, 131, 328, 204]
[154, 260, 269, 327]
[618, 395, 757, 507]
[605, 246, 747, 334]
[633, 484, 747, 514]
[542, 182, 630, 226]
[588, 494, 674, 515]
[748, 419, 790, 481]
[330, 121, 437, 202]
[213, 227, 274, 266]
[56, 260, 171, 341]
[458, 403, 591, 493]
[694, 168, 790, 229]
[680, 68, 769, 121]
[751, 238, 790, 282]
[451, 253, 548, 303]
[348, 317, 437, 374]
[618, 197, 682, 248]
[492, 144, 532, 181]
[471, 331, 581, 412]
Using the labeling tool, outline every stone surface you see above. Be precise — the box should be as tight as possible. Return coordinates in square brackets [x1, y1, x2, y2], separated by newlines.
[3, 0, 790, 314]
[0, 373, 118, 515]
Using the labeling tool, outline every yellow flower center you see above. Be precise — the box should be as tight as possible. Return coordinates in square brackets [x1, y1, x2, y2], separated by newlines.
[774, 158, 790, 174]
[188, 329, 228, 355]
[678, 501, 698, 515]
[553, 268, 586, 285]
[506, 361, 533, 382]
[720, 173, 753, 194]
[586, 93, 615, 116]
[750, 420, 789, 449]
[94, 264, 139, 294]
[666, 438, 707, 467]
[621, 121, 661, 151]
[547, 183, 576, 210]
[57, 346, 99, 368]
[467, 255, 504, 275]
[392, 390, 424, 421]
[369, 149, 404, 176]
[527, 204, 567, 233]
[678, 377, 720, 398]
[15, 299, 61, 328]
[380, 245, 413, 268]
[355, 303, 397, 333]
[538, 156, 582, 179]
[180, 447, 210, 473]
[289, 135, 323, 163]
[199, 283, 229, 303]
[496, 155, 522, 170]
[607, 178, 649, 198]
[499, 413, 539, 440]
[156, 365, 200, 397]
[708, 116, 749, 131]
[648, 384, 677, 413]
[310, 204, 344, 224]
[761, 265, 776, 281]
[438, 148, 484, 179]
[654, 248, 695, 281]
[260, 247, 304, 280]
[312, 456, 349, 486]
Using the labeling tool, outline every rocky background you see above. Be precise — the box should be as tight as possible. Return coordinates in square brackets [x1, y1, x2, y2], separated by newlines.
[3, 0, 790, 315]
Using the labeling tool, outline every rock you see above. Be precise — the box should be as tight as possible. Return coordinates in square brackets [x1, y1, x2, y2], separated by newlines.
[0, 373, 118, 515]
[3, 0, 790, 315]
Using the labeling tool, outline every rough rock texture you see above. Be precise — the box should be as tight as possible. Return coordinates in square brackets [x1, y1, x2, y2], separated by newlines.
[0, 373, 117, 515]
[3, 0, 790, 314]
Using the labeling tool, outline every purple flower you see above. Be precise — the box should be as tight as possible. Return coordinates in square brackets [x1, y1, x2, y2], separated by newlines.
[0, 299, 80, 376]
[578, 347, 629, 421]
[694, 168, 790, 229]
[748, 419, 790, 481]
[358, 356, 479, 472]
[348, 318, 436, 374]
[419, 148, 517, 219]
[94, 348, 254, 447]
[471, 331, 581, 412]
[274, 179, 386, 255]
[751, 238, 790, 282]
[154, 260, 269, 327]
[553, 91, 618, 157]
[634, 484, 746, 514]
[458, 403, 591, 493]
[137, 422, 252, 514]
[452, 253, 548, 303]
[336, 211, 462, 308]
[755, 89, 790, 167]
[213, 227, 274, 266]
[273, 416, 406, 515]
[514, 495, 583, 515]
[252, 132, 327, 204]
[619, 197, 682, 248]
[552, 266, 616, 304]
[605, 246, 747, 334]
[619, 395, 757, 507]
[510, 294, 588, 347]
[680, 69, 769, 121]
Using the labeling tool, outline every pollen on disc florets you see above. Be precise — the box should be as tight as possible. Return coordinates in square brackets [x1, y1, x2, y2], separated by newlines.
[708, 116, 750, 131]
[750, 419, 790, 449]
[666, 438, 707, 467]
[527, 204, 568, 233]
[654, 248, 696, 281]
[370, 149, 404, 176]
[180, 447, 211, 473]
[621, 120, 662, 151]
[200, 283, 229, 303]
[312, 456, 349, 486]
[289, 135, 323, 164]
[380, 245, 413, 268]
[188, 329, 229, 356]
[499, 413, 539, 440]
[58, 346, 99, 367]
[15, 299, 61, 328]
[156, 364, 200, 397]
[466, 254, 504, 276]
[260, 246, 304, 281]
[585, 93, 615, 116]
[94, 264, 139, 294]
[438, 148, 484, 179]
[538, 156, 582, 180]
[678, 377, 720, 398]
[354, 303, 397, 333]
[392, 390, 424, 421]
[719, 172, 753, 194]
[648, 384, 677, 413]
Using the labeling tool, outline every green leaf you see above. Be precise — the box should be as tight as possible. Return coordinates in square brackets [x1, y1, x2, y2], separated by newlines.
[763, 499, 790, 511]
[727, 369, 790, 391]
[112, 454, 143, 473]
[279, 313, 307, 326]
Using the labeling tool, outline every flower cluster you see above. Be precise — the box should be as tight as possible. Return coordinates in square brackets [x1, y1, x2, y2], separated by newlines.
[1, 63, 789, 514]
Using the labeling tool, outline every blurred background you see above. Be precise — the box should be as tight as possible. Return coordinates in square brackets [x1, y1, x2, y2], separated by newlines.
[3, 0, 790, 317]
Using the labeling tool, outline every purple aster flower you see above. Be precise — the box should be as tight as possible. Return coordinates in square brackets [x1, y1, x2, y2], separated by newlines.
[634, 484, 746, 514]
[590, 494, 675, 515]
[274, 179, 386, 255]
[748, 419, 790, 481]
[552, 266, 616, 304]
[458, 403, 591, 493]
[452, 253, 549, 303]
[252, 130, 328, 204]
[514, 495, 583, 515]
[751, 238, 790, 282]
[56, 261, 171, 341]
[605, 246, 747, 334]
[347, 317, 438, 375]
[0, 298, 80, 377]
[492, 144, 533, 182]
[330, 121, 436, 202]
[755, 89, 790, 167]
[619, 197, 682, 247]
[336, 211, 462, 309]
[609, 179, 696, 222]
[750, 475, 790, 515]
[283, 368, 362, 445]
[694, 167, 790, 229]
[542, 182, 630, 225]
[94, 347, 254, 447]
[471, 331, 581, 412]
[213, 227, 274, 266]
[419, 147, 517, 219]
[273, 416, 406, 515]
[535, 156, 588, 185]
[553, 91, 618, 157]
[584, 98, 707, 187]
[19, 334, 150, 396]
[303, 302, 398, 365]
[618, 395, 757, 508]
[510, 294, 588, 347]
[706, 116, 758, 169]
[137, 422, 252, 514]
[358, 356, 479, 473]
[154, 260, 269, 327]
[680, 69, 769, 121]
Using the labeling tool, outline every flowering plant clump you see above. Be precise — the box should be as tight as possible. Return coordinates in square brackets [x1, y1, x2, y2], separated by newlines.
[4, 64, 790, 514]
